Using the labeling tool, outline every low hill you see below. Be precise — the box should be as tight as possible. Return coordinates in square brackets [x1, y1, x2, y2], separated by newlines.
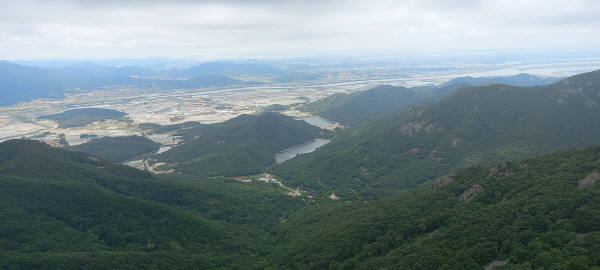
[156, 112, 330, 177]
[267, 146, 600, 269]
[0, 139, 306, 269]
[299, 85, 428, 126]
[270, 70, 600, 200]
[38, 108, 127, 128]
[68, 135, 161, 163]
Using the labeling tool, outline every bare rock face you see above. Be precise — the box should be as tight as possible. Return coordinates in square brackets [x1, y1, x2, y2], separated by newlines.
[431, 174, 454, 191]
[459, 184, 484, 202]
[484, 259, 508, 270]
[488, 163, 513, 177]
[397, 121, 424, 137]
[488, 163, 507, 176]
[518, 163, 529, 169]
[424, 122, 441, 133]
[578, 171, 600, 189]
[427, 151, 442, 162]
[407, 148, 420, 154]
[451, 137, 461, 147]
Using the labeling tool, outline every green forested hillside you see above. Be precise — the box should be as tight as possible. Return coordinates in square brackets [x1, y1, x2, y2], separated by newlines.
[0, 139, 306, 269]
[38, 108, 127, 128]
[299, 85, 427, 126]
[266, 146, 600, 269]
[270, 70, 600, 200]
[156, 112, 330, 177]
[68, 135, 161, 163]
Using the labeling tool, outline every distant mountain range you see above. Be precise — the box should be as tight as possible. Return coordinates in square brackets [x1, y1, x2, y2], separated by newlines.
[1, 58, 565, 107]
[0, 61, 70, 106]
[0, 60, 316, 106]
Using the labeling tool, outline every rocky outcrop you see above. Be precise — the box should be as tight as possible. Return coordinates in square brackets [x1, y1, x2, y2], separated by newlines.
[451, 137, 461, 147]
[459, 184, 484, 202]
[578, 171, 600, 189]
[427, 150, 442, 162]
[397, 121, 424, 137]
[484, 259, 508, 270]
[488, 163, 513, 177]
[431, 174, 454, 191]
[424, 122, 441, 133]
[407, 148, 420, 154]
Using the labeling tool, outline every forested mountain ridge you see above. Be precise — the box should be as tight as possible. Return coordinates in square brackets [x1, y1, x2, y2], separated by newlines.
[156, 112, 331, 177]
[270, 70, 600, 200]
[299, 82, 473, 126]
[0, 139, 306, 269]
[298, 74, 556, 127]
[299, 85, 426, 126]
[267, 146, 600, 269]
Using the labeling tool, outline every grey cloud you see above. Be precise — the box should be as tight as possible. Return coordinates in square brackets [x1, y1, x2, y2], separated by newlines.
[1, 0, 600, 60]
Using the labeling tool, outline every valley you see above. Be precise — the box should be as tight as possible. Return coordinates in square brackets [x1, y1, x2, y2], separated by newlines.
[2, 57, 599, 145]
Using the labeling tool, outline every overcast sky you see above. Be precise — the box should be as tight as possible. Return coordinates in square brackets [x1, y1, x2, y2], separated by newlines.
[1, 0, 600, 61]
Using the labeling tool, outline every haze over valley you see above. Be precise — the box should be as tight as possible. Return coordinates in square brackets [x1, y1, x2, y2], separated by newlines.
[3, 55, 599, 144]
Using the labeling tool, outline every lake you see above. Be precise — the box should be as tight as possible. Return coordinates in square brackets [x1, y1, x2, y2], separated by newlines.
[275, 139, 329, 163]
[298, 116, 334, 126]
[156, 146, 172, 154]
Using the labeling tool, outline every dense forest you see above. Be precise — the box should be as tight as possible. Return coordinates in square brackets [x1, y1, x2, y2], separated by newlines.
[299, 85, 426, 126]
[3, 140, 600, 269]
[38, 108, 127, 128]
[270, 70, 600, 200]
[67, 135, 161, 163]
[0, 139, 306, 269]
[155, 112, 332, 177]
[299, 83, 470, 126]
[267, 146, 600, 269]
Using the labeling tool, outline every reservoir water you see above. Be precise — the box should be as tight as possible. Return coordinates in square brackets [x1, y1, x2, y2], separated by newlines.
[156, 146, 172, 154]
[298, 116, 334, 126]
[275, 139, 329, 163]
